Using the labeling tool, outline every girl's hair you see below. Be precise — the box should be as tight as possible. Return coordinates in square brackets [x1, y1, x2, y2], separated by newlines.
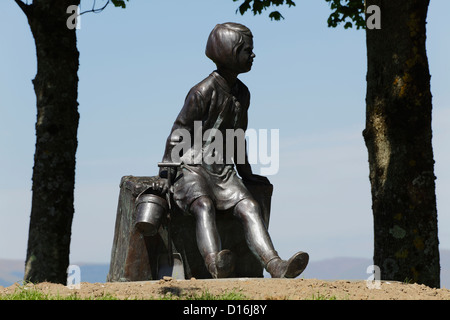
[205, 23, 253, 67]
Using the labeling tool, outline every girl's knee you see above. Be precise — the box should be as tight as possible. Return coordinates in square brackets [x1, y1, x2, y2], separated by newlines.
[191, 196, 215, 217]
[235, 198, 261, 217]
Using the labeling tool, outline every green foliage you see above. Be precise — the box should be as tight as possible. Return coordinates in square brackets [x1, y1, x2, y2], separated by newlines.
[233, 0, 296, 20]
[233, 0, 365, 28]
[325, 0, 365, 29]
[0, 286, 50, 300]
[109, 0, 364, 28]
[111, 0, 129, 9]
[110, 0, 296, 20]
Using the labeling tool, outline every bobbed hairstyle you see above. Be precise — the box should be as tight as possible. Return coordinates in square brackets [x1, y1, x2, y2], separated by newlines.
[205, 22, 253, 67]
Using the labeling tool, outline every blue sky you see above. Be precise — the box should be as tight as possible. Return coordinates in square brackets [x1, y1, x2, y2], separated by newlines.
[1, 0, 449, 273]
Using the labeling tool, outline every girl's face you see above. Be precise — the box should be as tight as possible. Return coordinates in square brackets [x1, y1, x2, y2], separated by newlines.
[234, 36, 255, 74]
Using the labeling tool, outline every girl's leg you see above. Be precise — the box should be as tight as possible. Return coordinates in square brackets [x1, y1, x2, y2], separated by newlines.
[234, 198, 309, 278]
[190, 196, 234, 278]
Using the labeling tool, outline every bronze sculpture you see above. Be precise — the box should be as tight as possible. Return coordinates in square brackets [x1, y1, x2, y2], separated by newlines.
[153, 22, 309, 279]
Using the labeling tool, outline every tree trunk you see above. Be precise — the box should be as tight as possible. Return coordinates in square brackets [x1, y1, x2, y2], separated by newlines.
[364, 0, 440, 287]
[17, 0, 80, 284]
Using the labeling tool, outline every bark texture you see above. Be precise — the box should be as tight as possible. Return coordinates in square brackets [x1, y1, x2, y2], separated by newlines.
[364, 0, 440, 287]
[17, 0, 80, 284]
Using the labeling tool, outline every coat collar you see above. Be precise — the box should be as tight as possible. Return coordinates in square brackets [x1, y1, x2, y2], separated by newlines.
[211, 71, 240, 94]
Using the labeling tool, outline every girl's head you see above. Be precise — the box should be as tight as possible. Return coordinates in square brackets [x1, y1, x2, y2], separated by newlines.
[205, 23, 255, 73]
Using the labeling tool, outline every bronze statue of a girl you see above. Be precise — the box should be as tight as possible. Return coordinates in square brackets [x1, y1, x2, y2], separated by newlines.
[155, 23, 309, 279]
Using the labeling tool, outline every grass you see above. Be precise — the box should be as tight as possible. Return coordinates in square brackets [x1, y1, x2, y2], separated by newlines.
[309, 292, 338, 300]
[0, 285, 247, 301]
[1, 283, 341, 300]
[0, 286, 119, 300]
[151, 288, 248, 300]
[185, 289, 248, 300]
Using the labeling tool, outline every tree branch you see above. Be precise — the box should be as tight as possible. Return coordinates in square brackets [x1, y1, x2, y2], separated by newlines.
[14, 0, 30, 16]
[80, 0, 110, 15]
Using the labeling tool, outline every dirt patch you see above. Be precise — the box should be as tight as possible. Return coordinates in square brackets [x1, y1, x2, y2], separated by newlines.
[1, 277, 449, 300]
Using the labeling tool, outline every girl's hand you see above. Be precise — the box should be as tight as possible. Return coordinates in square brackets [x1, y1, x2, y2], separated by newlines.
[152, 178, 169, 194]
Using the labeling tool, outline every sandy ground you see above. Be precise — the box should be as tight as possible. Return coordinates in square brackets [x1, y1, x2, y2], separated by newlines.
[1, 277, 450, 300]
